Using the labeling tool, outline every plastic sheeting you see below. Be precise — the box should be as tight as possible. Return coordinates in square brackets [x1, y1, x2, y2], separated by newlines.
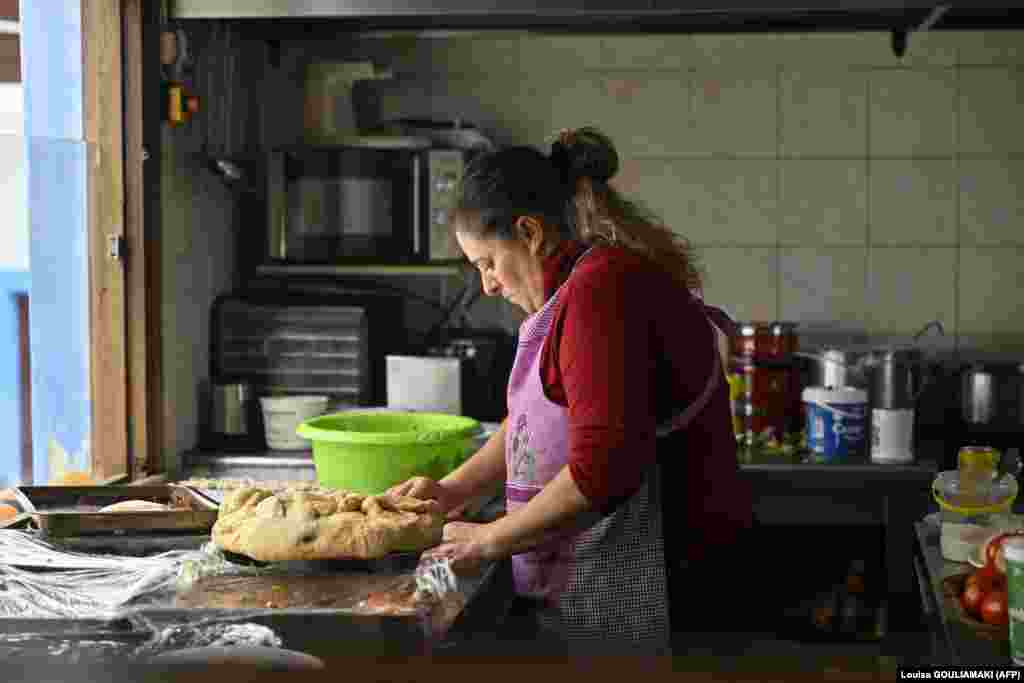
[0, 531, 267, 619]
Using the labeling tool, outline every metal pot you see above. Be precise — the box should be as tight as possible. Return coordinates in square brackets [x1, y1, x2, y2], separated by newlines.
[209, 382, 257, 437]
[961, 363, 1024, 425]
[799, 345, 929, 405]
[799, 346, 873, 390]
[869, 346, 924, 410]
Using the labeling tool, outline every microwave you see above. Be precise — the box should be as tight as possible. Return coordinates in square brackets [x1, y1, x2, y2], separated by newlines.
[266, 141, 466, 265]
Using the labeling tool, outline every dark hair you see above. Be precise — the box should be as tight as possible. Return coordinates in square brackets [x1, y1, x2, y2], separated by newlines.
[452, 127, 703, 292]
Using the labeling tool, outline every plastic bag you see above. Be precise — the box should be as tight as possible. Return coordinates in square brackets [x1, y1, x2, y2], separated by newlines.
[0, 532, 263, 619]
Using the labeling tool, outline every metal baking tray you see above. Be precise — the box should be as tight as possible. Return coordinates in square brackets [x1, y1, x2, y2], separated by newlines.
[220, 548, 424, 574]
[11, 486, 219, 537]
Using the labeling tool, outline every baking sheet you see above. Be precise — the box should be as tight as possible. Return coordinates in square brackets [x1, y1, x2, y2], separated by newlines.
[220, 548, 424, 574]
[13, 486, 219, 537]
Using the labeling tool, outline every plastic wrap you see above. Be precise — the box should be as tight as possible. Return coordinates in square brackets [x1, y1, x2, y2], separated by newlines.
[0, 532, 264, 619]
[414, 555, 458, 603]
[133, 620, 283, 657]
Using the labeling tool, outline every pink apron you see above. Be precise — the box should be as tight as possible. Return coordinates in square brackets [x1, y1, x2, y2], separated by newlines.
[504, 247, 726, 653]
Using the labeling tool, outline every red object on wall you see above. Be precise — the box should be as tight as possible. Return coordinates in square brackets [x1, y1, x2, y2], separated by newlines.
[164, 81, 200, 127]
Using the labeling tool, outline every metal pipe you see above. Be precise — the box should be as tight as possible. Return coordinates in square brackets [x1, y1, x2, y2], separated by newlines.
[917, 4, 952, 32]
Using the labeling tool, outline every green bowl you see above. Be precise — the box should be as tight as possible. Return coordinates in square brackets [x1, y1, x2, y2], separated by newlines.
[296, 410, 482, 495]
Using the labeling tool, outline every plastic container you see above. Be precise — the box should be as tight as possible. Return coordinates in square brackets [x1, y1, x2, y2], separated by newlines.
[802, 386, 868, 463]
[939, 522, 994, 563]
[932, 470, 1019, 526]
[259, 396, 330, 450]
[1006, 538, 1024, 665]
[295, 410, 482, 494]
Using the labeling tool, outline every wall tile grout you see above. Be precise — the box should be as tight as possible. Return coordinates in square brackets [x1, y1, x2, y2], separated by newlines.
[864, 65, 873, 333]
[953, 60, 962, 352]
[776, 64, 783, 321]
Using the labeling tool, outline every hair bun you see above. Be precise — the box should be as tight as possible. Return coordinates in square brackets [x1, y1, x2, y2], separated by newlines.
[550, 127, 619, 185]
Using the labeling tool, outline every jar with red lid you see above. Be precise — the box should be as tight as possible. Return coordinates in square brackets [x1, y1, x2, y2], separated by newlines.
[731, 322, 773, 360]
[729, 321, 801, 441]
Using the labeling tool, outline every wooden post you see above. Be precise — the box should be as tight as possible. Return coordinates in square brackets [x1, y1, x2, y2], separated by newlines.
[82, 0, 129, 482]
[122, 0, 162, 479]
[17, 294, 31, 484]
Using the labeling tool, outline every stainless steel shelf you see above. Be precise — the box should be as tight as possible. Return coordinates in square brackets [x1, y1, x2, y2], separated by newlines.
[257, 264, 461, 276]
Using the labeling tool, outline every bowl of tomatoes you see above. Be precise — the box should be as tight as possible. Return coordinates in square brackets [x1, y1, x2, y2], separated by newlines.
[943, 530, 1024, 639]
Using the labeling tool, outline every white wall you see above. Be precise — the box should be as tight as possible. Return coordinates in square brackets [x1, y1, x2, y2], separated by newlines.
[0, 83, 28, 272]
[311, 30, 1024, 354]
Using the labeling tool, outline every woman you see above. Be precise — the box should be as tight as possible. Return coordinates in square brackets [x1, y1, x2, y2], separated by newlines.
[388, 128, 754, 655]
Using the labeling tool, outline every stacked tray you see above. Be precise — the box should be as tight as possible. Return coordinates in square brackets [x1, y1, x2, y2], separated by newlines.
[0, 486, 218, 555]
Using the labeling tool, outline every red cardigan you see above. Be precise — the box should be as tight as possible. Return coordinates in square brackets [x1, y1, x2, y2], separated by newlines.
[536, 240, 753, 564]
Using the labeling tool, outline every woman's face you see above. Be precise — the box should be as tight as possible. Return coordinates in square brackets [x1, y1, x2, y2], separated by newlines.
[455, 218, 549, 315]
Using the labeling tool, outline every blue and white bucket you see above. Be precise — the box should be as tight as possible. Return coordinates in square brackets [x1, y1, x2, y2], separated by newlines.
[803, 386, 869, 463]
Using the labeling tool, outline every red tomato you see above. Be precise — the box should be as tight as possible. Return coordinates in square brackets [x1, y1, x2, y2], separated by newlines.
[981, 589, 1010, 626]
[968, 565, 1003, 594]
[962, 581, 987, 618]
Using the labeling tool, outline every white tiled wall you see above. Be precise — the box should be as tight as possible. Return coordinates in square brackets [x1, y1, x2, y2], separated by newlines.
[313, 30, 1024, 348]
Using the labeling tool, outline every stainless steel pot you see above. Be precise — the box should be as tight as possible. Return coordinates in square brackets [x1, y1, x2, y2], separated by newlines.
[210, 382, 255, 436]
[961, 363, 1024, 425]
[799, 346, 873, 390]
[869, 346, 924, 410]
[799, 345, 929, 406]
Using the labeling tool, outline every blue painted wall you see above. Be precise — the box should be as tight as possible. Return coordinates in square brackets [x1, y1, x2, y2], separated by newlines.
[0, 272, 29, 487]
[0, 89, 31, 487]
[21, 0, 93, 484]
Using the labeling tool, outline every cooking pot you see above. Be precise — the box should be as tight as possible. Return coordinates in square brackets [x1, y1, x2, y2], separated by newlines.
[204, 380, 264, 449]
[961, 363, 1024, 425]
[210, 382, 255, 436]
[797, 321, 944, 396]
[799, 346, 929, 401]
[800, 346, 873, 390]
[870, 346, 925, 410]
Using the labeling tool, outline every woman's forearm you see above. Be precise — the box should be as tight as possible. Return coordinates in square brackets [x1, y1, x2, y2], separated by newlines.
[439, 418, 508, 508]
[485, 465, 598, 557]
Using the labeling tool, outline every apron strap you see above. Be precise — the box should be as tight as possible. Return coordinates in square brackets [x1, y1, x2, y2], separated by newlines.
[654, 303, 732, 439]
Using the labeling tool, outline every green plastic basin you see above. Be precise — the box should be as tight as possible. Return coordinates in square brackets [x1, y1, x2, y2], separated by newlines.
[295, 410, 482, 495]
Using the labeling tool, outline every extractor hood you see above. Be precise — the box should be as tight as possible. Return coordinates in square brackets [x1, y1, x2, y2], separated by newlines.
[168, 2, 1024, 33]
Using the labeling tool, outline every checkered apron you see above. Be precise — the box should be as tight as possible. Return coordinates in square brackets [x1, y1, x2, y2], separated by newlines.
[504, 247, 724, 655]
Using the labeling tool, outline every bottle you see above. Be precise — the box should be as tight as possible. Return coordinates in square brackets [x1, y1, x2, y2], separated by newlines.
[1004, 538, 1024, 666]
[164, 81, 201, 127]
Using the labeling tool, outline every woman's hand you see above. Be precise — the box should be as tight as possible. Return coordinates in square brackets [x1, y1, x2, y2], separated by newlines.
[386, 477, 471, 520]
[386, 476, 454, 507]
[424, 521, 500, 574]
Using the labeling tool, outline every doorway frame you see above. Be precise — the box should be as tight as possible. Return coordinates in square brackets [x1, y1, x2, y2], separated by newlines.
[82, 0, 161, 481]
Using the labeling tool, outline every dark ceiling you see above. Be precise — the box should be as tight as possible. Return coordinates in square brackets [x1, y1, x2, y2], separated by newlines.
[217, 6, 1024, 40]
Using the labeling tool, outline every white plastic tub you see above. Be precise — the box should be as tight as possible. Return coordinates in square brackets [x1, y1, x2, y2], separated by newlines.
[259, 395, 330, 450]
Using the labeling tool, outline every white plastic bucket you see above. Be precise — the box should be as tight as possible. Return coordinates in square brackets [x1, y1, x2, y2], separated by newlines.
[802, 386, 868, 462]
[259, 395, 330, 450]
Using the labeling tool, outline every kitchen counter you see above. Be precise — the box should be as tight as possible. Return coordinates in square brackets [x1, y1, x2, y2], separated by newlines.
[182, 447, 939, 599]
[0, 543, 512, 664]
[913, 520, 1015, 667]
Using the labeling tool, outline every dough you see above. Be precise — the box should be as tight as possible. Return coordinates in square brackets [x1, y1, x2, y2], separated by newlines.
[99, 500, 169, 513]
[177, 478, 324, 493]
[211, 486, 444, 562]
